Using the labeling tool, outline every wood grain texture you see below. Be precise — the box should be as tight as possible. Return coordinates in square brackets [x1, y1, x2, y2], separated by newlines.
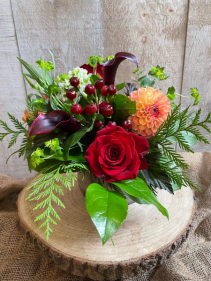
[102, 0, 189, 99]
[17, 173, 196, 280]
[10, 0, 103, 95]
[0, 0, 35, 178]
[180, 0, 211, 152]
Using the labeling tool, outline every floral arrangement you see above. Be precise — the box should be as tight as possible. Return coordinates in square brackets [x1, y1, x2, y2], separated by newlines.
[0, 51, 210, 245]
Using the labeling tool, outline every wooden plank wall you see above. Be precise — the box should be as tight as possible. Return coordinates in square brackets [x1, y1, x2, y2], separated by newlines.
[180, 0, 211, 152]
[0, 0, 210, 178]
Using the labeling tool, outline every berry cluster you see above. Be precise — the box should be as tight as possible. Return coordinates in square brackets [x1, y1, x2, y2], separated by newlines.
[66, 76, 131, 130]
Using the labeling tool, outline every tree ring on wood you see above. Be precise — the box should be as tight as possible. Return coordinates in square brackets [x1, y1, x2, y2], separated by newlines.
[17, 173, 196, 281]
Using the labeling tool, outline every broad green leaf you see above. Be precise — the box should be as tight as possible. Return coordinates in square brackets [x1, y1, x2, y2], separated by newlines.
[96, 114, 105, 124]
[180, 131, 197, 146]
[167, 131, 197, 147]
[48, 85, 60, 95]
[167, 86, 175, 101]
[112, 94, 136, 125]
[90, 74, 99, 85]
[85, 183, 128, 244]
[89, 56, 98, 68]
[116, 82, 125, 91]
[124, 192, 150, 205]
[113, 177, 169, 219]
[138, 75, 155, 88]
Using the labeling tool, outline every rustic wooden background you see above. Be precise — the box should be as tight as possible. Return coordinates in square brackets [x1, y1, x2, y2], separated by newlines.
[0, 0, 211, 178]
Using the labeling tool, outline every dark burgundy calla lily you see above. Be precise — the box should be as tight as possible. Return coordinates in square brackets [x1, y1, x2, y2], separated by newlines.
[80, 63, 103, 78]
[28, 110, 82, 138]
[103, 52, 139, 85]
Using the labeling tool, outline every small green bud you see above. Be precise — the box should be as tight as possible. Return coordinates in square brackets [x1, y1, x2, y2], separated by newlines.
[55, 76, 61, 84]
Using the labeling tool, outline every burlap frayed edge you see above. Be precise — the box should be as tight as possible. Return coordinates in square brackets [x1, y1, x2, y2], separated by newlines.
[17, 195, 197, 281]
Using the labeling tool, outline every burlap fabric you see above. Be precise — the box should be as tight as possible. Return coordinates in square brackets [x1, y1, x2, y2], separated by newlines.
[0, 152, 210, 281]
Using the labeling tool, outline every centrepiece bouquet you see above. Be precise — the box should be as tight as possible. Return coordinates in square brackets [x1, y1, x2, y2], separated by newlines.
[0, 51, 210, 245]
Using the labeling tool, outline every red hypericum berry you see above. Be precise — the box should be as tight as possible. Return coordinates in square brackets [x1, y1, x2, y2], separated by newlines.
[107, 121, 117, 126]
[122, 119, 132, 129]
[66, 89, 77, 100]
[108, 85, 117, 96]
[70, 77, 80, 87]
[81, 107, 87, 116]
[71, 104, 82, 115]
[85, 84, 95, 95]
[95, 120, 103, 128]
[101, 85, 109, 97]
[95, 79, 104, 90]
[102, 105, 113, 117]
[86, 104, 97, 115]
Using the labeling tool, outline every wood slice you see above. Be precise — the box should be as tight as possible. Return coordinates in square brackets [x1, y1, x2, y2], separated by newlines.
[17, 174, 196, 281]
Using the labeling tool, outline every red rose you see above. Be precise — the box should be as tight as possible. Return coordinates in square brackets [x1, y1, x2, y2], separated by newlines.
[85, 125, 149, 182]
[80, 63, 103, 78]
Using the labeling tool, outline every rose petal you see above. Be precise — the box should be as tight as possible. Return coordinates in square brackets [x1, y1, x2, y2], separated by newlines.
[111, 131, 136, 156]
[96, 124, 124, 138]
[139, 158, 149, 170]
[129, 133, 149, 156]
[104, 152, 140, 182]
[85, 135, 110, 177]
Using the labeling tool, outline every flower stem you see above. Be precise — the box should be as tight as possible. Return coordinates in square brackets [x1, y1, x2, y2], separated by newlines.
[175, 93, 191, 98]
[93, 67, 97, 75]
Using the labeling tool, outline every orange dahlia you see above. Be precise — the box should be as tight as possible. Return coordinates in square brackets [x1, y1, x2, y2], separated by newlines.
[128, 87, 171, 138]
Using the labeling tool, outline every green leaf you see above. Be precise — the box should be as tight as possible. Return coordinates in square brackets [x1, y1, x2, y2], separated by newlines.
[140, 167, 174, 194]
[124, 192, 150, 205]
[133, 67, 140, 74]
[138, 75, 155, 88]
[116, 82, 125, 91]
[32, 99, 45, 111]
[105, 55, 114, 62]
[89, 56, 98, 68]
[62, 114, 96, 159]
[48, 85, 60, 95]
[18, 57, 44, 86]
[113, 177, 169, 219]
[22, 72, 37, 90]
[50, 94, 60, 110]
[36, 59, 54, 72]
[112, 94, 136, 124]
[167, 86, 175, 101]
[190, 88, 201, 106]
[148, 65, 168, 80]
[96, 114, 105, 124]
[49, 50, 56, 80]
[171, 131, 197, 147]
[90, 74, 99, 85]
[45, 138, 59, 152]
[85, 183, 128, 244]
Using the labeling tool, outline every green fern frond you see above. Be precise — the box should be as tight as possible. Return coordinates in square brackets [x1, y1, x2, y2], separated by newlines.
[26, 164, 79, 241]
